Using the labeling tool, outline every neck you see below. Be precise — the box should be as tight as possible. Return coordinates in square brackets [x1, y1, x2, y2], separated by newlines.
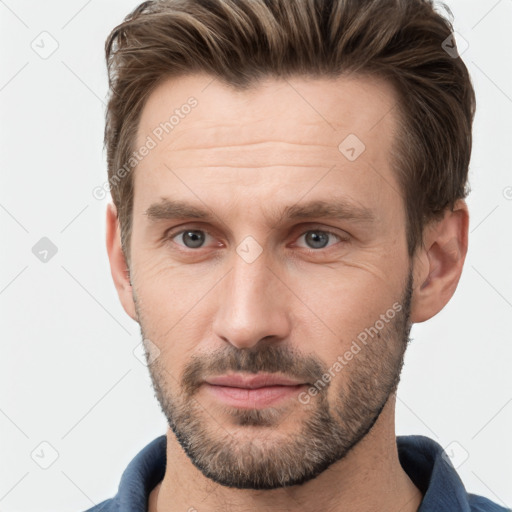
[149, 394, 423, 512]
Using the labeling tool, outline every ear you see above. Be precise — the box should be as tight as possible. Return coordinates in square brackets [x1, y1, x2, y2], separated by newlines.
[410, 199, 469, 323]
[105, 203, 138, 322]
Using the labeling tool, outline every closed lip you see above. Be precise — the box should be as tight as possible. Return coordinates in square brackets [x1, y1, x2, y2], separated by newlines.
[204, 373, 306, 389]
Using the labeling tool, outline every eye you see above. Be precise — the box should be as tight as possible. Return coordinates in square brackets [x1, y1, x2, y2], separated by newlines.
[295, 229, 346, 251]
[164, 226, 348, 253]
[169, 229, 214, 249]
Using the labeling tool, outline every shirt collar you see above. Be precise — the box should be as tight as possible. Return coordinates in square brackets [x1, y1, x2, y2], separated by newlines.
[113, 435, 166, 512]
[397, 434, 471, 511]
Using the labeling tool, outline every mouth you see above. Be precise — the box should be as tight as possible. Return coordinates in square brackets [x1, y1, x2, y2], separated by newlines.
[203, 373, 308, 409]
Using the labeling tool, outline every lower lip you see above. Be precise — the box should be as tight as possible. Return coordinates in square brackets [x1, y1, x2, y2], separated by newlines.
[203, 383, 306, 408]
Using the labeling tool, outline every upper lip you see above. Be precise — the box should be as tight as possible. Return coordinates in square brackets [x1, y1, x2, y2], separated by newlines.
[204, 373, 306, 389]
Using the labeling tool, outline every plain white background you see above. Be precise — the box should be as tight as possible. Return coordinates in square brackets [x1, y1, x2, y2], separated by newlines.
[1, 1, 511, 511]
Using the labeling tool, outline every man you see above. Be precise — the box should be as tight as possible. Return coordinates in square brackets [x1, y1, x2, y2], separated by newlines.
[87, 0, 507, 511]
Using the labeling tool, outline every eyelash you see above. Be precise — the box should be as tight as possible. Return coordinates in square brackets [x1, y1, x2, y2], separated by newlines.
[164, 225, 350, 254]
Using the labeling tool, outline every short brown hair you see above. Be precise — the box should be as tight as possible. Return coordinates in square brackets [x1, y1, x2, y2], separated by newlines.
[104, 0, 476, 263]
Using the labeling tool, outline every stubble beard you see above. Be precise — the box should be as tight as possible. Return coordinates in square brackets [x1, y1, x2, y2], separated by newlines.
[135, 269, 413, 490]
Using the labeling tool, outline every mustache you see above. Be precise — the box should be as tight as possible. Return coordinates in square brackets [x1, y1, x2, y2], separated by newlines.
[180, 344, 327, 396]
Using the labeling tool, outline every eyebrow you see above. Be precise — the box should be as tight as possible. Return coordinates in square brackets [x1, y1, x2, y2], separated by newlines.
[144, 197, 376, 226]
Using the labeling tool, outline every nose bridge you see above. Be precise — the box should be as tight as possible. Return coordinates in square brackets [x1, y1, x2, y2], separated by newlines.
[212, 247, 290, 349]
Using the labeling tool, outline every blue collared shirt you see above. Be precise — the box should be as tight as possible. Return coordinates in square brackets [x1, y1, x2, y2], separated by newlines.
[83, 435, 509, 511]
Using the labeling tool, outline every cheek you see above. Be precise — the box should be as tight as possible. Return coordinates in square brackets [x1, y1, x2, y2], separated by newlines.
[296, 265, 399, 325]
[133, 246, 217, 311]
[294, 271, 403, 368]
[132, 258, 220, 362]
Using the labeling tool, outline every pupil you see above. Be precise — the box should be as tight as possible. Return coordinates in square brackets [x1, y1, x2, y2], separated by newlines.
[306, 231, 328, 249]
[183, 230, 204, 248]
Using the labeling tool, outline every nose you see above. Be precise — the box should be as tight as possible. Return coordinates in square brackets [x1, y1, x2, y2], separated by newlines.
[212, 251, 292, 350]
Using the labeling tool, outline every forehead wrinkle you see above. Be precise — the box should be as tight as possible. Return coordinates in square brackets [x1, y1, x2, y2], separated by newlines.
[164, 139, 335, 152]
[159, 140, 345, 172]
[153, 113, 346, 156]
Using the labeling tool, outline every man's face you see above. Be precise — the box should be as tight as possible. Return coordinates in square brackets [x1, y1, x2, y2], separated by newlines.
[128, 73, 413, 489]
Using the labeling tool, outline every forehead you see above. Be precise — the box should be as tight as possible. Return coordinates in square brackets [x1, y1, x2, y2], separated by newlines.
[132, 73, 402, 221]
[136, 72, 399, 155]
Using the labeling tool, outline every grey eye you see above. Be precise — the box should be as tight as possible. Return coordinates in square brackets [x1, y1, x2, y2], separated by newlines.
[304, 231, 331, 249]
[179, 230, 206, 249]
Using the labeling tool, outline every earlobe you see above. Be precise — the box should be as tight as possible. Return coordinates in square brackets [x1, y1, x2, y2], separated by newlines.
[105, 203, 138, 322]
[410, 200, 469, 324]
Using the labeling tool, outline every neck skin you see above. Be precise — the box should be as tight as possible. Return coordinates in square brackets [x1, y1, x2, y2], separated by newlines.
[149, 394, 423, 512]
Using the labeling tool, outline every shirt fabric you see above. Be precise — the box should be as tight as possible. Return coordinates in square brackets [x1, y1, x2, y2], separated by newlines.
[83, 434, 508, 512]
